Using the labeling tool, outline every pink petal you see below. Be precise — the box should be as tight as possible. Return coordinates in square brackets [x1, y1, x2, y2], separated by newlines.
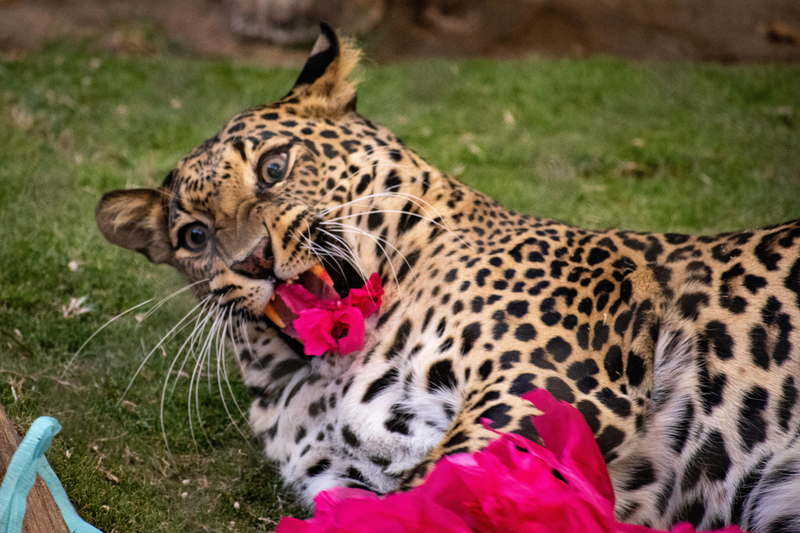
[277, 389, 753, 533]
[348, 273, 384, 318]
[334, 307, 366, 356]
[294, 309, 337, 356]
[299, 268, 340, 302]
[304, 486, 473, 533]
[430, 436, 617, 533]
[524, 388, 616, 506]
[275, 518, 324, 533]
[276, 282, 327, 314]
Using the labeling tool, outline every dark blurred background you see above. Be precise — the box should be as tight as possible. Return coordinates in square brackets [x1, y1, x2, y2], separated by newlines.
[1, 0, 799, 64]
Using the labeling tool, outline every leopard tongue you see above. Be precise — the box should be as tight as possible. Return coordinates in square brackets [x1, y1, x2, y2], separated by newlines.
[263, 264, 336, 331]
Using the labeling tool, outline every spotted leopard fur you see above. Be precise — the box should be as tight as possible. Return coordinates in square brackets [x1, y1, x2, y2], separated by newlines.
[96, 24, 800, 532]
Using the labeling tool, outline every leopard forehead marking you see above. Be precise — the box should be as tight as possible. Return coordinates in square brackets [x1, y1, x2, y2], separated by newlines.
[95, 24, 800, 533]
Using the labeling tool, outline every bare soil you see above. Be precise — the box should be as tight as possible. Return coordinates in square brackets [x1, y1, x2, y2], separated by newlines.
[0, 0, 799, 65]
[0, 0, 309, 64]
[374, 0, 800, 63]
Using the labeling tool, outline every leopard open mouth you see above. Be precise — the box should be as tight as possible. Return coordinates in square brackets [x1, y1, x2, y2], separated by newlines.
[260, 255, 386, 358]
[264, 257, 365, 330]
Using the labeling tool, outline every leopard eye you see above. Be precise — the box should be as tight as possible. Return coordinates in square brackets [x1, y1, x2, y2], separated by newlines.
[258, 152, 288, 184]
[179, 222, 211, 251]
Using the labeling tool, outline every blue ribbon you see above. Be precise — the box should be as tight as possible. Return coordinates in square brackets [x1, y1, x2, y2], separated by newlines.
[0, 416, 102, 533]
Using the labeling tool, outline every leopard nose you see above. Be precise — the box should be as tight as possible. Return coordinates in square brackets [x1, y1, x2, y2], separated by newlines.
[229, 236, 275, 280]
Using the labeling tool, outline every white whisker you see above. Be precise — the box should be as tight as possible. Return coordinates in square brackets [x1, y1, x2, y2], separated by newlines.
[303, 228, 369, 282]
[292, 228, 365, 287]
[182, 307, 217, 452]
[121, 294, 212, 403]
[62, 298, 154, 377]
[139, 279, 208, 323]
[322, 222, 409, 290]
[217, 307, 252, 443]
[157, 295, 218, 462]
[225, 313, 256, 433]
[318, 185, 472, 252]
[191, 327, 212, 449]
[177, 295, 224, 456]
[169, 303, 215, 400]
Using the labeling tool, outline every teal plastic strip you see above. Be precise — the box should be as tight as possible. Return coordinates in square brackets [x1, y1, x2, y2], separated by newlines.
[0, 416, 102, 533]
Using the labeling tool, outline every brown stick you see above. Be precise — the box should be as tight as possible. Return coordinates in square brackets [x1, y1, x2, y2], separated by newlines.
[0, 329, 35, 357]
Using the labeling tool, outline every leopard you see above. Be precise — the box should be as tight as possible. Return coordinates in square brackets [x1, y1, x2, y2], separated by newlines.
[95, 23, 800, 532]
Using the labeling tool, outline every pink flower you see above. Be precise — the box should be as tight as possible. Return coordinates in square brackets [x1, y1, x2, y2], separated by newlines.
[293, 305, 365, 356]
[274, 272, 383, 356]
[348, 273, 384, 318]
[277, 389, 746, 533]
[278, 488, 473, 533]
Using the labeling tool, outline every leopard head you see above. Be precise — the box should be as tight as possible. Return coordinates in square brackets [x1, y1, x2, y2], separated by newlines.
[96, 24, 431, 325]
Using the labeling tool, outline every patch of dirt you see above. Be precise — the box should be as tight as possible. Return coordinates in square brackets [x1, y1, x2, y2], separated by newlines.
[0, 0, 308, 64]
[0, 0, 799, 64]
[371, 0, 800, 62]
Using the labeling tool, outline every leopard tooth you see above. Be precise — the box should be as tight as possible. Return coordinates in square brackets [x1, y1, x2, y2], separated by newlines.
[263, 301, 285, 328]
[310, 263, 335, 287]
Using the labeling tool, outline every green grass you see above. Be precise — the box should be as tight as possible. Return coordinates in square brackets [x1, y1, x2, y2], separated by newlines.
[1, 41, 799, 532]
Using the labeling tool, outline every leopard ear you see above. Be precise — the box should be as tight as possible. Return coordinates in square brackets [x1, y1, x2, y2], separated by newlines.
[285, 22, 361, 116]
[95, 189, 173, 265]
